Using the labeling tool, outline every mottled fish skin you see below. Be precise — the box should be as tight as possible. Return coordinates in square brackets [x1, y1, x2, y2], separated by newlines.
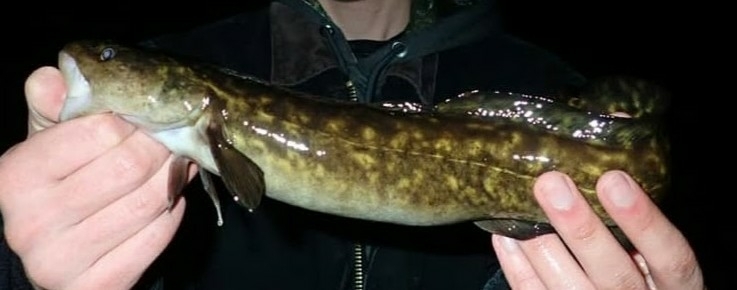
[58, 40, 670, 241]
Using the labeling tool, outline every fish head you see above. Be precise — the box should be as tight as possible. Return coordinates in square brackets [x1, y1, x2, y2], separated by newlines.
[59, 40, 212, 130]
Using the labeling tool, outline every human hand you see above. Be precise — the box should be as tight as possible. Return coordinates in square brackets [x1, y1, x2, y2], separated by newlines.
[492, 170, 704, 289]
[0, 67, 192, 290]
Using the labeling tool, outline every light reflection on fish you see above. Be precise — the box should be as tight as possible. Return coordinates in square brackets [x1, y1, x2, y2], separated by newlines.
[57, 40, 669, 243]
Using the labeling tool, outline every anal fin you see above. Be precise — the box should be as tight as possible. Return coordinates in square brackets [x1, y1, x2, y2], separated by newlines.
[609, 226, 636, 252]
[475, 220, 637, 251]
[474, 219, 556, 240]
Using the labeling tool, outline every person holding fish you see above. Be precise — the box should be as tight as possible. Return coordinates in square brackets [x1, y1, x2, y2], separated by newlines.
[0, 0, 705, 289]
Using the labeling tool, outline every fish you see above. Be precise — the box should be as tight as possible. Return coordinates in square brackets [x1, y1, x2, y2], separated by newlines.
[57, 40, 670, 243]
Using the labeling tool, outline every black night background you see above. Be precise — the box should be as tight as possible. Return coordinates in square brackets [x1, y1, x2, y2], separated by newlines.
[1, 1, 729, 288]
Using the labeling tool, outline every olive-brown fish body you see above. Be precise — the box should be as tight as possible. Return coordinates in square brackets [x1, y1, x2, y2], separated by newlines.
[58, 40, 669, 240]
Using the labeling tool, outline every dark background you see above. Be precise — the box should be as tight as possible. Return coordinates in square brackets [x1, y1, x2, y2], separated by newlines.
[1, 1, 729, 288]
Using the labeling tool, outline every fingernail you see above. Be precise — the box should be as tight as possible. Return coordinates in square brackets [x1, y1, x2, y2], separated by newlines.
[605, 172, 636, 208]
[545, 175, 574, 211]
[500, 236, 520, 252]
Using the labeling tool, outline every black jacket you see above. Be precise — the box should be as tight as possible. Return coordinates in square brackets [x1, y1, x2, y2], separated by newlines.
[1, 1, 585, 289]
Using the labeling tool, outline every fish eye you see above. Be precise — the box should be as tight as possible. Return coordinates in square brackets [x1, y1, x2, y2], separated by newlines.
[99, 47, 116, 61]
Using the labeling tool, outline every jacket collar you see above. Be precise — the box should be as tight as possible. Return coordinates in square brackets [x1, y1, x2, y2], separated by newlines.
[269, 0, 498, 104]
[269, 2, 336, 86]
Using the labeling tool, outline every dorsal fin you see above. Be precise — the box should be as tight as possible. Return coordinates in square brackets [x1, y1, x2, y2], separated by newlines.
[436, 90, 654, 148]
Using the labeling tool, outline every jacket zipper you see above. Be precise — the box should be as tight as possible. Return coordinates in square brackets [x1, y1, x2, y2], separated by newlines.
[346, 80, 359, 102]
[348, 76, 362, 289]
[353, 243, 365, 290]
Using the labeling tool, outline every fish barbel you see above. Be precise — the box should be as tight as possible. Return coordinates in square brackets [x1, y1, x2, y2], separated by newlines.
[58, 40, 669, 241]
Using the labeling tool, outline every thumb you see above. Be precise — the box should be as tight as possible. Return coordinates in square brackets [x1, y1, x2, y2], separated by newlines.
[25, 66, 67, 136]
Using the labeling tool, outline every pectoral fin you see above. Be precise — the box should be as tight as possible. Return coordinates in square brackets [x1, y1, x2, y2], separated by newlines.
[206, 116, 265, 211]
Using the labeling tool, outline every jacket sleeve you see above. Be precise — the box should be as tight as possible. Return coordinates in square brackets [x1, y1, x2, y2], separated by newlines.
[1, 234, 166, 290]
[0, 234, 35, 290]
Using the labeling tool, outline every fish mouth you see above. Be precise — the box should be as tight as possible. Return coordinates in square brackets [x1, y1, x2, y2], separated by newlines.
[58, 52, 93, 121]
[56, 52, 195, 132]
